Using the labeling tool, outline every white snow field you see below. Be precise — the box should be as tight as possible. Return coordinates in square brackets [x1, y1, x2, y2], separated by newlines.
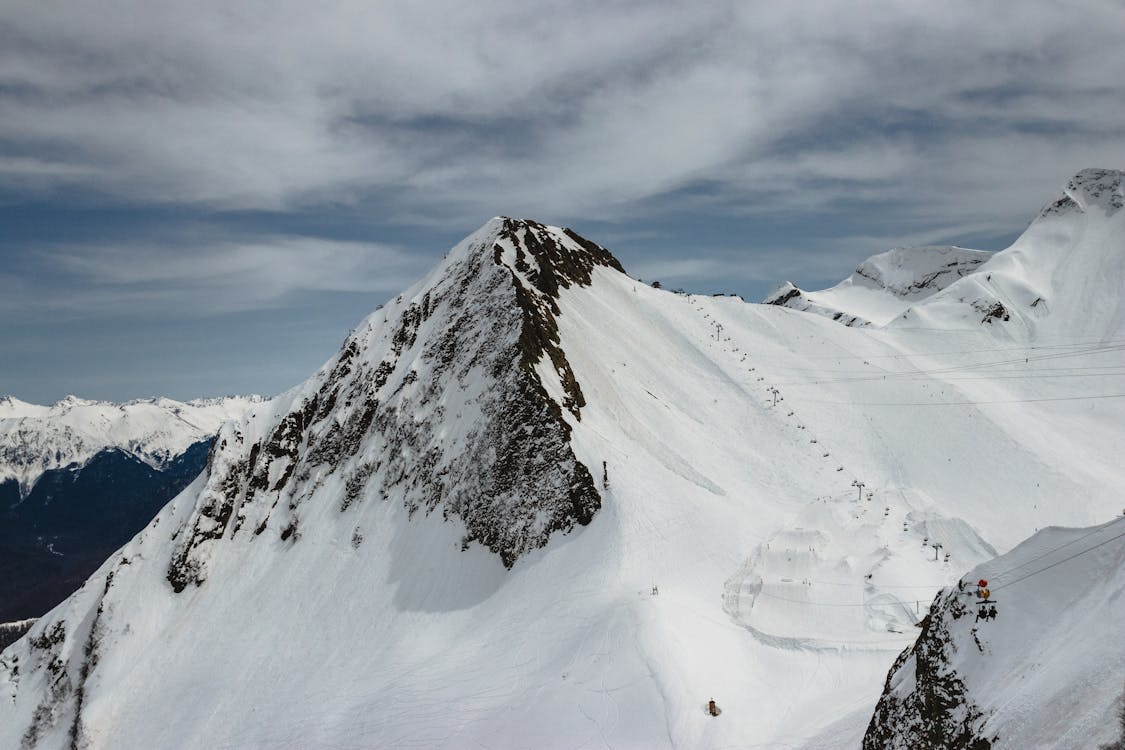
[1, 169, 1123, 749]
[0, 395, 263, 496]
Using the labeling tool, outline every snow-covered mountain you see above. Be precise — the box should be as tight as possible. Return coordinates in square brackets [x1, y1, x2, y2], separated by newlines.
[892, 168, 1125, 338]
[0, 395, 263, 497]
[1, 170, 1123, 750]
[766, 168, 1125, 337]
[863, 516, 1125, 750]
[0, 396, 262, 623]
[765, 246, 992, 326]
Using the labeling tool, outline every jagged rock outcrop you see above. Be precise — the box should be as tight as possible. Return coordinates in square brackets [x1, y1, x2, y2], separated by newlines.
[166, 217, 619, 588]
[1038, 168, 1124, 218]
[863, 592, 996, 750]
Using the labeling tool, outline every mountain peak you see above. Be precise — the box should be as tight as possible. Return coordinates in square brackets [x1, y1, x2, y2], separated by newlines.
[450, 217, 626, 299]
[490, 217, 626, 291]
[161, 220, 621, 593]
[764, 245, 991, 327]
[1038, 167, 1124, 219]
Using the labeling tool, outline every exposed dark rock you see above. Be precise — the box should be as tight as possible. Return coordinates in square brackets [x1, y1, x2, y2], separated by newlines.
[863, 591, 997, 750]
[976, 301, 1009, 324]
[165, 218, 618, 587]
[766, 286, 803, 306]
[1040, 168, 1124, 218]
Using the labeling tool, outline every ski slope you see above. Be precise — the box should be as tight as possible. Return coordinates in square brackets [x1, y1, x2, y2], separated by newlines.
[1, 170, 1123, 749]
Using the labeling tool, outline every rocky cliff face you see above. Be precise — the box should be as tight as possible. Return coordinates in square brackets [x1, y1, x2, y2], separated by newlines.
[1038, 167, 1124, 218]
[862, 591, 996, 750]
[167, 217, 618, 589]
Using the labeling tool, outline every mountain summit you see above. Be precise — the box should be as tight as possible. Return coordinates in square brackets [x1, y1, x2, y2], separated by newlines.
[766, 167, 1125, 338]
[765, 246, 992, 326]
[168, 217, 622, 591]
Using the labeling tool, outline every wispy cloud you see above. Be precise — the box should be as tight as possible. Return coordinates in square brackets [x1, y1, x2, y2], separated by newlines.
[2, 233, 427, 318]
[1, 1, 1122, 231]
[2, 0, 1123, 403]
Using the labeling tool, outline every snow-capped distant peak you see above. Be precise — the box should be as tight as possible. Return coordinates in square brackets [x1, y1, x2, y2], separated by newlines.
[765, 245, 991, 327]
[891, 167, 1125, 338]
[1038, 167, 1125, 219]
[0, 395, 264, 497]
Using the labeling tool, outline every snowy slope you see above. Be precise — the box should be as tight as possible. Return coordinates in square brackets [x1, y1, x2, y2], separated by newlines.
[0, 395, 263, 497]
[863, 516, 1125, 750]
[1, 171, 1123, 750]
[765, 246, 992, 326]
[894, 168, 1125, 339]
[766, 168, 1125, 338]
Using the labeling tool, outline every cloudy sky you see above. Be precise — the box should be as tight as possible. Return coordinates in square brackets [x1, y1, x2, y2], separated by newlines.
[2, 1, 1123, 403]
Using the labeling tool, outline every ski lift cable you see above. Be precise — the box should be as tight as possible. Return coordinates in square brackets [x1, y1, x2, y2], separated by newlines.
[766, 342, 1125, 383]
[751, 336, 1125, 363]
[771, 369, 1125, 387]
[739, 332, 1125, 365]
[690, 309, 1125, 403]
[767, 356, 1125, 385]
[991, 529, 1125, 591]
[770, 353, 1125, 382]
[707, 362, 1125, 383]
[747, 527, 1125, 606]
[772, 363, 1125, 377]
[781, 392, 1125, 407]
[980, 523, 1121, 583]
[679, 345, 1125, 390]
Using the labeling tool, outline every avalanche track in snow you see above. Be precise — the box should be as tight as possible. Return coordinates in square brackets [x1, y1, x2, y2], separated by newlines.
[2, 169, 1124, 750]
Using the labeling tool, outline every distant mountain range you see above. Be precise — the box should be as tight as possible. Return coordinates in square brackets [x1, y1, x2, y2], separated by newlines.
[764, 245, 993, 326]
[2, 170, 1122, 750]
[0, 396, 260, 622]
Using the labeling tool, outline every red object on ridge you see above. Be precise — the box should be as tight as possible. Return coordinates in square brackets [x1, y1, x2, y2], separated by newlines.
[978, 578, 988, 588]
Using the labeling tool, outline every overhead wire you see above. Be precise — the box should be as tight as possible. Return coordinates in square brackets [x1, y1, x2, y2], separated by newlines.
[991, 528, 1125, 591]
[694, 302, 1125, 606]
[789, 392, 1125, 407]
[748, 521, 1125, 608]
[753, 336, 1125, 362]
